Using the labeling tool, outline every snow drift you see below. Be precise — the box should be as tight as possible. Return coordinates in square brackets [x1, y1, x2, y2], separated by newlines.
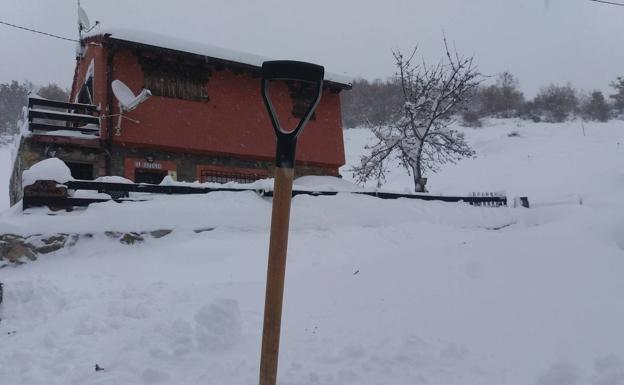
[1, 119, 623, 385]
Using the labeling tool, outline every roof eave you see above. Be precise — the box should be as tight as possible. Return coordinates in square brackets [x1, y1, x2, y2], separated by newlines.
[82, 34, 352, 91]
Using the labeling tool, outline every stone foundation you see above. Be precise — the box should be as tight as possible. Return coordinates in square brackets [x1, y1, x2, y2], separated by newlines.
[10, 135, 341, 207]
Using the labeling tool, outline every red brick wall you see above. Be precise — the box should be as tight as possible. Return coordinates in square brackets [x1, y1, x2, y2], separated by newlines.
[108, 47, 346, 169]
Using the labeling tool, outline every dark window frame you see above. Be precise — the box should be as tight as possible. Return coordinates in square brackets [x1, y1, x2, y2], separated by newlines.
[139, 52, 211, 102]
[65, 161, 94, 180]
[287, 80, 318, 120]
[77, 74, 94, 105]
[134, 169, 168, 184]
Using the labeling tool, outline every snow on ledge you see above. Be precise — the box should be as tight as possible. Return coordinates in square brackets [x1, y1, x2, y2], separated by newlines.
[94, 175, 134, 184]
[31, 130, 100, 139]
[293, 175, 366, 192]
[85, 28, 352, 87]
[155, 175, 366, 193]
[22, 158, 73, 187]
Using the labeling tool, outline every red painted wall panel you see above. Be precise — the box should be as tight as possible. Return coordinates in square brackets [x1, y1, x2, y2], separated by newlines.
[109, 48, 346, 168]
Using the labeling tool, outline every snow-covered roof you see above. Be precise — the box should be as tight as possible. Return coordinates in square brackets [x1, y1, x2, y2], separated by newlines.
[85, 28, 352, 89]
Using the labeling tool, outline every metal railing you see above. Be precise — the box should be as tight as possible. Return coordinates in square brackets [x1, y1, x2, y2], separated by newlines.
[22, 179, 527, 210]
[27, 97, 100, 135]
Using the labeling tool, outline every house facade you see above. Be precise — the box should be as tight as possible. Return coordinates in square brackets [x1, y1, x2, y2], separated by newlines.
[10, 29, 351, 204]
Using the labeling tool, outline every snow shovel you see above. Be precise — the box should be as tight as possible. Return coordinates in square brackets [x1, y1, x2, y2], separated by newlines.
[259, 60, 324, 385]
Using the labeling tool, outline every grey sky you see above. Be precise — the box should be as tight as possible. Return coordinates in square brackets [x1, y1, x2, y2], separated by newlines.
[1, 0, 622, 96]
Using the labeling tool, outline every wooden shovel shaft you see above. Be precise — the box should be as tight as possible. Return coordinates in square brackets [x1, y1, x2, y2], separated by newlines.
[259, 166, 295, 385]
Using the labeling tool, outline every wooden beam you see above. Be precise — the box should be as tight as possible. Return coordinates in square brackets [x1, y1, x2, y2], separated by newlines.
[28, 97, 99, 113]
[29, 109, 100, 125]
[29, 122, 99, 134]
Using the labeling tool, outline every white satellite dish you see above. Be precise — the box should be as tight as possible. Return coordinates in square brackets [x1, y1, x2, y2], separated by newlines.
[78, 7, 91, 31]
[112, 80, 152, 112]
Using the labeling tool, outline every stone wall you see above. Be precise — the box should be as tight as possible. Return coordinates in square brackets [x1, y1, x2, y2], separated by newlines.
[110, 144, 339, 183]
[9, 136, 105, 206]
[10, 135, 340, 207]
[0, 228, 185, 267]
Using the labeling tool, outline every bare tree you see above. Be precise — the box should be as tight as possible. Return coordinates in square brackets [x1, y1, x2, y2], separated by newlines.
[0, 81, 70, 136]
[530, 83, 578, 122]
[341, 78, 403, 128]
[0, 81, 29, 135]
[37, 83, 70, 102]
[479, 72, 525, 118]
[581, 90, 610, 122]
[353, 38, 481, 192]
[609, 77, 624, 115]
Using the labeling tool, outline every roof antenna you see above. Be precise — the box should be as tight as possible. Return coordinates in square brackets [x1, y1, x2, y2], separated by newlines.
[77, 1, 99, 56]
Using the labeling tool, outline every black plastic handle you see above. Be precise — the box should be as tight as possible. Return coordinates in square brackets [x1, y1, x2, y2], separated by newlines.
[262, 60, 325, 83]
[261, 60, 324, 168]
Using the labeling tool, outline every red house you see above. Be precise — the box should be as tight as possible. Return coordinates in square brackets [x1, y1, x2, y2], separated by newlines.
[10, 29, 351, 204]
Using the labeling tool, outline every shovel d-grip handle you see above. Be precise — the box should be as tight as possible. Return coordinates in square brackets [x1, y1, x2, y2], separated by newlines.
[259, 61, 324, 385]
[261, 60, 325, 169]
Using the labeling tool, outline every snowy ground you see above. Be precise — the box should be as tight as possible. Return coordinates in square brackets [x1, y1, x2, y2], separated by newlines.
[1, 120, 624, 385]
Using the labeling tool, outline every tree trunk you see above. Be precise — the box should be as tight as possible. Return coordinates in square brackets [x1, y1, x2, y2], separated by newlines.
[411, 159, 427, 193]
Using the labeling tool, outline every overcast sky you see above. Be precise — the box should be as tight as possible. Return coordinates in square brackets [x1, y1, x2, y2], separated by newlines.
[1, 0, 622, 96]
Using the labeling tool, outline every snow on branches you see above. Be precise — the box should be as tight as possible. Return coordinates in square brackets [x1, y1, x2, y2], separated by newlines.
[353, 38, 481, 192]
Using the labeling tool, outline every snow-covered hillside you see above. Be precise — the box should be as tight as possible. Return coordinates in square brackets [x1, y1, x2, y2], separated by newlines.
[1, 120, 624, 385]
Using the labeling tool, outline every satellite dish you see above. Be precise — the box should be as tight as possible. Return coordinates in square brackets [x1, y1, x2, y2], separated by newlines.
[112, 80, 152, 112]
[78, 7, 90, 31]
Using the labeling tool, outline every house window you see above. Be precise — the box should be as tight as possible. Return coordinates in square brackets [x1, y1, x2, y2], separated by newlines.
[124, 157, 177, 183]
[287, 81, 318, 120]
[76, 59, 95, 105]
[77, 76, 93, 105]
[65, 162, 94, 180]
[140, 55, 210, 101]
[135, 169, 168, 184]
[197, 165, 268, 184]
